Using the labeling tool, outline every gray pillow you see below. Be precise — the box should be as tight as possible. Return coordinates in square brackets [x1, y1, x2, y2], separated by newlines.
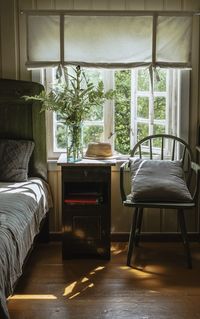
[130, 158, 192, 203]
[0, 139, 34, 182]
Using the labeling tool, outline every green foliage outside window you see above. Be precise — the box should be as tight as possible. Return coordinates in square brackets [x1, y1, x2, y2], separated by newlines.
[154, 124, 165, 136]
[154, 97, 166, 120]
[114, 70, 131, 154]
[137, 123, 149, 143]
[83, 126, 103, 149]
[154, 69, 167, 92]
[84, 104, 103, 121]
[137, 97, 149, 118]
[136, 68, 167, 149]
[137, 69, 150, 91]
[56, 125, 67, 149]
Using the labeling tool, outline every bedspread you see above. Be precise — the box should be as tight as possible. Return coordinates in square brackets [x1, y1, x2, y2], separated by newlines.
[0, 178, 52, 319]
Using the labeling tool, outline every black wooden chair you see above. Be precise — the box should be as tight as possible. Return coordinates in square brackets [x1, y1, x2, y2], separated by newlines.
[120, 134, 200, 268]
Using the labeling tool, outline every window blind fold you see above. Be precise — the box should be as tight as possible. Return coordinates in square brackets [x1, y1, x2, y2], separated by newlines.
[28, 16, 60, 62]
[156, 16, 192, 64]
[64, 16, 152, 64]
[26, 14, 193, 68]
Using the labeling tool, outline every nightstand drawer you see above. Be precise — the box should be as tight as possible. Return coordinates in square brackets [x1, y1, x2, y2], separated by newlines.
[62, 166, 110, 182]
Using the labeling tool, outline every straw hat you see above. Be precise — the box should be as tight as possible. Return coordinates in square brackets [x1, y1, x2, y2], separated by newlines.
[85, 142, 112, 158]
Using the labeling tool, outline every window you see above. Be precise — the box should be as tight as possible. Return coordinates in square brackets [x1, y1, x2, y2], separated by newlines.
[34, 67, 189, 159]
[28, 12, 192, 159]
[114, 68, 170, 154]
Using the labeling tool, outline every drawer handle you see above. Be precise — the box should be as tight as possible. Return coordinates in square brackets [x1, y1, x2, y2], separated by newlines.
[84, 170, 88, 177]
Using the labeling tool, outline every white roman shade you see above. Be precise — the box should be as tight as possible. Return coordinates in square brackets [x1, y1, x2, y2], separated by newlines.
[25, 12, 193, 69]
[64, 16, 152, 66]
[27, 15, 60, 64]
[156, 16, 192, 67]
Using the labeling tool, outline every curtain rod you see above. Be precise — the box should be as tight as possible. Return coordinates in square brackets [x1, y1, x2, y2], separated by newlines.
[21, 9, 200, 16]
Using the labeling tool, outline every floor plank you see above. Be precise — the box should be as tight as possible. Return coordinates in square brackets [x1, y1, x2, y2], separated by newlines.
[8, 242, 200, 319]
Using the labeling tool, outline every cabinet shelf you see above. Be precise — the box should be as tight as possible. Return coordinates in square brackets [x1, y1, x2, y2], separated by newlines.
[64, 191, 103, 205]
[64, 196, 103, 205]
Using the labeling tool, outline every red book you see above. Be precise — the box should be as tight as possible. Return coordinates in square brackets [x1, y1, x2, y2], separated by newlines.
[64, 198, 98, 204]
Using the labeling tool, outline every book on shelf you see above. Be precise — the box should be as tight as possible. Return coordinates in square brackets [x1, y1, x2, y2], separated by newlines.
[64, 192, 103, 205]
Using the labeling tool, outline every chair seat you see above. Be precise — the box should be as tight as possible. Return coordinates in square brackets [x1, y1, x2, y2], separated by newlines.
[124, 196, 196, 209]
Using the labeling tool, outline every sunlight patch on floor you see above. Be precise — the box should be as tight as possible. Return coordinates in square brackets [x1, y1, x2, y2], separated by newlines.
[63, 281, 77, 296]
[63, 265, 105, 299]
[9, 294, 57, 300]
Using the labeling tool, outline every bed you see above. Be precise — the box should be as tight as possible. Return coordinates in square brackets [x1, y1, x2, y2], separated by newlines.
[0, 79, 52, 319]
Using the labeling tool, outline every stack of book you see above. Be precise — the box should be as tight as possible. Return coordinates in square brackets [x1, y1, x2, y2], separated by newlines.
[64, 192, 103, 205]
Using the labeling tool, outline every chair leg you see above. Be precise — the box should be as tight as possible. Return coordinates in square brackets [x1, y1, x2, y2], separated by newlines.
[127, 208, 139, 266]
[135, 208, 143, 247]
[177, 209, 192, 269]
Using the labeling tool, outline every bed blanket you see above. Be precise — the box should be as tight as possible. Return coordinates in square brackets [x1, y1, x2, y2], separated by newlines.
[0, 178, 52, 319]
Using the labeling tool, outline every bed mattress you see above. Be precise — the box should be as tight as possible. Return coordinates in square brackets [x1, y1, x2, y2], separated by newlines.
[0, 178, 52, 319]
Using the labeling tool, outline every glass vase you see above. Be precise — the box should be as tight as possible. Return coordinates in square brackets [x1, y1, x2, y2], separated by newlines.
[66, 124, 83, 162]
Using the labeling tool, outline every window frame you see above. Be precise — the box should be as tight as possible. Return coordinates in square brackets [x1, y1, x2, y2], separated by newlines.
[32, 67, 190, 160]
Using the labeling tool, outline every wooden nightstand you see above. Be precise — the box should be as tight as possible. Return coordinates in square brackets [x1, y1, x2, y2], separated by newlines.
[57, 154, 116, 259]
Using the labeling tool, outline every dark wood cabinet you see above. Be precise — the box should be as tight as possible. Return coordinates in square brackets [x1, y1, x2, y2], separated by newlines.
[58, 155, 114, 259]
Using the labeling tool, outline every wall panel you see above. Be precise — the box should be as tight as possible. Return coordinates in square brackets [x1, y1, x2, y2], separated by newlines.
[0, 8, 2, 78]
[183, 0, 200, 10]
[91, 0, 110, 10]
[55, 0, 74, 10]
[164, 0, 182, 10]
[144, 0, 164, 10]
[19, 0, 33, 10]
[162, 209, 178, 232]
[0, 0, 17, 79]
[109, 0, 126, 10]
[18, 0, 33, 80]
[189, 16, 199, 155]
[35, 0, 55, 9]
[48, 169, 62, 232]
[74, 0, 93, 10]
[111, 170, 132, 233]
[125, 0, 145, 10]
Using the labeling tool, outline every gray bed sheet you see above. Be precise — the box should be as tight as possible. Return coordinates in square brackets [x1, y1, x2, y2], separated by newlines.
[0, 178, 52, 319]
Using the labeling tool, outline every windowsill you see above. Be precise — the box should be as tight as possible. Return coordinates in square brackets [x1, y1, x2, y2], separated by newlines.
[47, 157, 129, 172]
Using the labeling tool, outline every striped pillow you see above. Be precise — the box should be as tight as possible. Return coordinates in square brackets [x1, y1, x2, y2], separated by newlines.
[0, 139, 34, 182]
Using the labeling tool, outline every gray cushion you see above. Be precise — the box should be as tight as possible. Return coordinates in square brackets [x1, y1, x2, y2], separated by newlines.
[0, 139, 34, 182]
[130, 159, 192, 203]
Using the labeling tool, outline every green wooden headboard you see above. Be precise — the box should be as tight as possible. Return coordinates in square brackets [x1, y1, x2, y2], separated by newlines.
[0, 78, 47, 181]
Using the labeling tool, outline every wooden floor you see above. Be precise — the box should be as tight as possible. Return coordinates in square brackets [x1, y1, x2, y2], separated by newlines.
[8, 241, 200, 319]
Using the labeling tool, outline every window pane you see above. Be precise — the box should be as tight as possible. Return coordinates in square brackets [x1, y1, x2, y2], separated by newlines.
[55, 124, 67, 149]
[83, 69, 102, 87]
[137, 123, 149, 141]
[56, 112, 65, 122]
[83, 125, 103, 149]
[114, 70, 131, 154]
[154, 96, 166, 120]
[137, 96, 149, 118]
[137, 69, 149, 91]
[154, 124, 165, 135]
[154, 69, 167, 92]
[152, 137, 162, 148]
[82, 69, 103, 121]
[84, 105, 103, 121]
